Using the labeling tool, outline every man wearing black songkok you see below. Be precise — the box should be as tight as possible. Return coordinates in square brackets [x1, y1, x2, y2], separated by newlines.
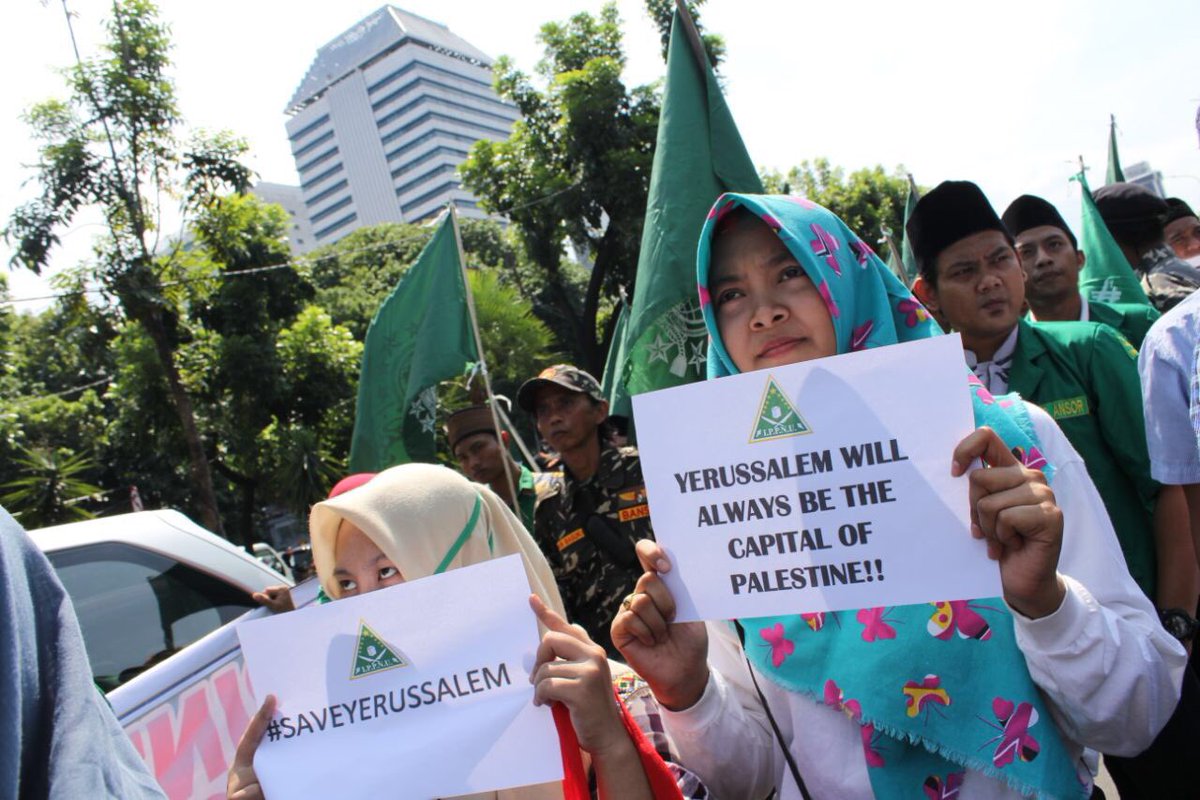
[1002, 194, 1160, 347]
[1094, 183, 1200, 312]
[909, 180, 1198, 799]
[1164, 197, 1200, 263]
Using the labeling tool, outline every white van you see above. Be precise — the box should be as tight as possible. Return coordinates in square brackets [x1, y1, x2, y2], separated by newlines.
[31, 510, 317, 799]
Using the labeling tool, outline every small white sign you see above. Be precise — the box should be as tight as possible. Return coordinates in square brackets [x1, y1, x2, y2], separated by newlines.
[633, 334, 995, 622]
[236, 555, 562, 799]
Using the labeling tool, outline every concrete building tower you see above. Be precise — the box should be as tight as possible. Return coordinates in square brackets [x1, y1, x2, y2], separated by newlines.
[285, 7, 518, 246]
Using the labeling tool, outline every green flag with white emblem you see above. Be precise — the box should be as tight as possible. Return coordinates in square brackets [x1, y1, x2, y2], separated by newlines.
[349, 212, 478, 470]
[613, 8, 762, 406]
[1075, 170, 1151, 306]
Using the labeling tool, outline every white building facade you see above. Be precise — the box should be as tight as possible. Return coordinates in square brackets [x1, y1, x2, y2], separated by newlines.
[285, 7, 519, 246]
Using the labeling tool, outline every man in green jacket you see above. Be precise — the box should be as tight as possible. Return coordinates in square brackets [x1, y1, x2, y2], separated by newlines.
[909, 180, 1197, 797]
[1002, 193, 1160, 348]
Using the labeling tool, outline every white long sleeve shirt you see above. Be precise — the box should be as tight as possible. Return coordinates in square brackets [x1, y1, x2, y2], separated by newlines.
[660, 402, 1186, 800]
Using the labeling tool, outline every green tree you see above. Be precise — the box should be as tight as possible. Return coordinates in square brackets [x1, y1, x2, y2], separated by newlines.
[0, 283, 116, 506]
[761, 159, 912, 253]
[5, 0, 252, 534]
[460, 3, 661, 373]
[643, 0, 725, 65]
[1, 445, 103, 528]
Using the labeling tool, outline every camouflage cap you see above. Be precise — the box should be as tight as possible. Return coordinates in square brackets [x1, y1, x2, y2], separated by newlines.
[516, 364, 605, 412]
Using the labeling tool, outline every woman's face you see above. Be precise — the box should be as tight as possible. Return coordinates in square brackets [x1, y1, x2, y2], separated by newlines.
[709, 215, 837, 372]
[331, 520, 404, 597]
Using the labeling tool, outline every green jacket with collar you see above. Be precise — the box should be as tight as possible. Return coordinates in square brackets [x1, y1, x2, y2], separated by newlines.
[1008, 318, 1158, 597]
[1087, 300, 1161, 350]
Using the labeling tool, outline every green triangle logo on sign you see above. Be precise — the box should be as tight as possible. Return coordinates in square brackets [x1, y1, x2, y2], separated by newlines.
[350, 621, 409, 680]
[750, 376, 811, 443]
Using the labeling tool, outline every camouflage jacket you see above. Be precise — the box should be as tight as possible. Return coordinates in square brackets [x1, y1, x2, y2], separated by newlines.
[532, 445, 654, 657]
[515, 463, 562, 533]
[1139, 244, 1200, 313]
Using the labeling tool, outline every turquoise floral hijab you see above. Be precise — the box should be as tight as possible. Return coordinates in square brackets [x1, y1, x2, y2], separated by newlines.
[695, 194, 1085, 800]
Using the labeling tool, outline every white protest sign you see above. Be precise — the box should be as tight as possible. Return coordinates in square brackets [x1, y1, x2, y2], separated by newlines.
[633, 334, 995, 622]
[236, 555, 561, 799]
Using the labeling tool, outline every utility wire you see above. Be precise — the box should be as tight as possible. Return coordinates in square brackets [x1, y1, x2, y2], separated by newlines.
[1, 180, 582, 307]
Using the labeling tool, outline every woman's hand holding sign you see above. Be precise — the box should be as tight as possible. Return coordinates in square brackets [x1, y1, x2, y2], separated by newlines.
[952, 426, 1067, 620]
[528, 595, 653, 800]
[611, 540, 710, 712]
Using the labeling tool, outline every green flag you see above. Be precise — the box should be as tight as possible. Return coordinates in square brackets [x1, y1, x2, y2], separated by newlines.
[600, 301, 631, 418]
[349, 213, 478, 470]
[1106, 114, 1126, 184]
[615, 8, 763, 403]
[898, 173, 920, 283]
[1074, 170, 1150, 306]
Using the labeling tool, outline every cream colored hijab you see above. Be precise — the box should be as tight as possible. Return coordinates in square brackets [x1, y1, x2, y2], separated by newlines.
[309, 462, 565, 617]
[308, 463, 568, 800]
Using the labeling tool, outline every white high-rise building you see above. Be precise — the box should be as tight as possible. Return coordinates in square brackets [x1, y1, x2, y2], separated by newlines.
[285, 7, 519, 246]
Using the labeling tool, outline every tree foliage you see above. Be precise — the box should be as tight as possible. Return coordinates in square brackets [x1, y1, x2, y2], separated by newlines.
[642, 0, 725, 65]
[4, 0, 251, 533]
[461, 3, 662, 374]
[760, 159, 911, 253]
[1, 446, 103, 528]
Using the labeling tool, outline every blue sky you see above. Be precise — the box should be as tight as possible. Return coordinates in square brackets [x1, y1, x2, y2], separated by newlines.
[4, 0, 1197, 307]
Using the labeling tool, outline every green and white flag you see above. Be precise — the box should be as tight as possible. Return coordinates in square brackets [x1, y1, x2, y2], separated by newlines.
[613, 8, 762, 405]
[1106, 114, 1126, 184]
[1074, 170, 1150, 306]
[888, 173, 921, 285]
[349, 213, 478, 470]
[600, 301, 631, 419]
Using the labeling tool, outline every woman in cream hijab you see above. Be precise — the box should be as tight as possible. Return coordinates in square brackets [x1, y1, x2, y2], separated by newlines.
[227, 463, 689, 800]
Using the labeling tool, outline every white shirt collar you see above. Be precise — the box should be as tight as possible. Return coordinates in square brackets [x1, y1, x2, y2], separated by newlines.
[964, 326, 1019, 394]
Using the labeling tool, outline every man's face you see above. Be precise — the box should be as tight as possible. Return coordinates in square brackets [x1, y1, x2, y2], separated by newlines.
[1014, 225, 1084, 307]
[925, 230, 1024, 342]
[1166, 215, 1200, 261]
[452, 431, 506, 486]
[533, 384, 606, 454]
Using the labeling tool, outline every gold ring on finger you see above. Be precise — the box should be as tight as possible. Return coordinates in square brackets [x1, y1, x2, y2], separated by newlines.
[621, 592, 640, 612]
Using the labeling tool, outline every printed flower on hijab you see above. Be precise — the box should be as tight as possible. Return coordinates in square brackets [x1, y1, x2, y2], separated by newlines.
[760, 623, 795, 668]
[697, 284, 712, 309]
[809, 223, 842, 276]
[1011, 445, 1048, 472]
[851, 321, 874, 352]
[902, 675, 951, 721]
[849, 239, 874, 268]
[862, 724, 886, 768]
[824, 679, 863, 721]
[818, 281, 841, 318]
[709, 197, 737, 221]
[897, 298, 929, 328]
[788, 195, 818, 209]
[760, 212, 783, 232]
[923, 771, 964, 799]
[966, 374, 996, 405]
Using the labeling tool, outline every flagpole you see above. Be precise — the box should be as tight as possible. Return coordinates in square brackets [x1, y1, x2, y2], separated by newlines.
[879, 226, 908, 285]
[494, 401, 541, 473]
[449, 204, 521, 513]
[672, 0, 711, 73]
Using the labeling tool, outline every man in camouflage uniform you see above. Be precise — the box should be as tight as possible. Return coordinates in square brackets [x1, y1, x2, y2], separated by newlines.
[517, 365, 653, 658]
[446, 404, 560, 532]
[1094, 182, 1200, 313]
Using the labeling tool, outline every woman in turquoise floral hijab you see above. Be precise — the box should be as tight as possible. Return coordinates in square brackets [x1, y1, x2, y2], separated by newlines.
[610, 195, 1183, 800]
